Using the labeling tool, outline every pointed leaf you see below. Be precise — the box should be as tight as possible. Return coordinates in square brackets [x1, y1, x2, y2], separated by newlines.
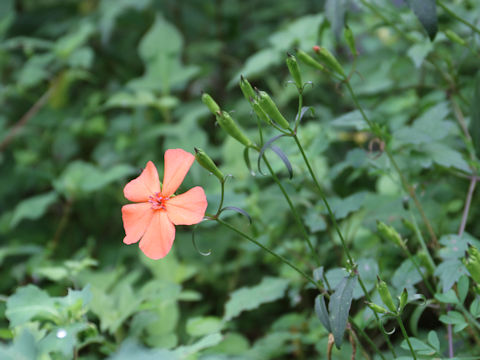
[314, 295, 331, 332]
[257, 134, 287, 175]
[406, 0, 438, 40]
[270, 145, 293, 179]
[219, 206, 252, 224]
[328, 274, 357, 348]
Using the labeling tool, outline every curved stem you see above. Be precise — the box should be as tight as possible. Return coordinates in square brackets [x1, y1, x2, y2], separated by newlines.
[345, 81, 438, 248]
[215, 179, 226, 215]
[437, 1, 480, 36]
[216, 218, 320, 290]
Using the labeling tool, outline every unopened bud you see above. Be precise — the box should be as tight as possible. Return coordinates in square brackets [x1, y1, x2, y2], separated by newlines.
[257, 91, 290, 129]
[377, 221, 406, 249]
[239, 76, 256, 102]
[202, 93, 220, 114]
[216, 111, 252, 147]
[313, 45, 346, 78]
[398, 288, 408, 313]
[464, 244, 480, 284]
[344, 26, 357, 56]
[296, 49, 326, 72]
[445, 30, 467, 46]
[194, 147, 224, 181]
[286, 53, 302, 89]
[252, 100, 272, 125]
[366, 301, 390, 314]
[377, 276, 397, 313]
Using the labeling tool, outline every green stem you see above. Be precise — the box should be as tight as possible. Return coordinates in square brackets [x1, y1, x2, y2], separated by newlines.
[403, 246, 435, 296]
[216, 179, 226, 215]
[350, 320, 386, 360]
[345, 81, 438, 248]
[216, 218, 320, 290]
[261, 153, 322, 266]
[409, 211, 436, 271]
[396, 315, 417, 360]
[292, 129, 397, 357]
[437, 1, 480, 36]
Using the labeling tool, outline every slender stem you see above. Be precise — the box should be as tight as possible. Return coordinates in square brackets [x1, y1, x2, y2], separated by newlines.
[409, 211, 436, 272]
[403, 246, 435, 296]
[447, 312, 454, 358]
[292, 131, 397, 357]
[350, 321, 385, 360]
[216, 218, 320, 290]
[396, 316, 417, 360]
[459, 178, 477, 236]
[216, 179, 226, 215]
[261, 153, 322, 266]
[437, 1, 480, 36]
[345, 81, 439, 248]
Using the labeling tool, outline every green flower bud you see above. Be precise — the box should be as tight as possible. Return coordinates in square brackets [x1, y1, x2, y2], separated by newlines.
[398, 288, 408, 313]
[202, 93, 220, 114]
[194, 147, 224, 181]
[377, 221, 406, 249]
[445, 30, 467, 46]
[286, 53, 302, 89]
[257, 91, 290, 129]
[344, 26, 357, 56]
[464, 244, 480, 284]
[216, 110, 252, 147]
[296, 49, 326, 71]
[252, 100, 272, 125]
[239, 76, 256, 102]
[313, 45, 346, 78]
[366, 301, 390, 314]
[376, 276, 397, 313]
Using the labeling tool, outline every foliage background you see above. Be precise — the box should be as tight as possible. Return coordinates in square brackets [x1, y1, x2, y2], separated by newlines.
[1, 0, 480, 359]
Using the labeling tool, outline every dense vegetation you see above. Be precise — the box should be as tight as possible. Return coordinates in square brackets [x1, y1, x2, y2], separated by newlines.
[2, 0, 480, 359]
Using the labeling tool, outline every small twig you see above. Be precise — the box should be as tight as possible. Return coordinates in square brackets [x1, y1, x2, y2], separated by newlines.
[0, 88, 52, 152]
[459, 178, 477, 236]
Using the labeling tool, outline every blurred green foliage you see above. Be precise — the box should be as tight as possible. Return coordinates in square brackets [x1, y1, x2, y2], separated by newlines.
[1, 0, 480, 359]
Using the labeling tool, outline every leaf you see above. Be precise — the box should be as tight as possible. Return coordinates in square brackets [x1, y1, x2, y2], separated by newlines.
[328, 274, 357, 348]
[257, 134, 291, 177]
[440, 311, 468, 332]
[314, 295, 331, 332]
[401, 337, 435, 356]
[107, 340, 176, 360]
[219, 206, 252, 224]
[434, 289, 459, 304]
[392, 257, 424, 289]
[407, 41, 433, 68]
[174, 333, 223, 357]
[406, 0, 438, 40]
[10, 191, 58, 228]
[224, 277, 289, 321]
[6, 285, 60, 327]
[434, 259, 469, 293]
[325, 0, 350, 39]
[457, 275, 469, 304]
[139, 16, 182, 62]
[427, 330, 440, 351]
[470, 298, 480, 318]
[186, 317, 223, 337]
[0, 329, 37, 360]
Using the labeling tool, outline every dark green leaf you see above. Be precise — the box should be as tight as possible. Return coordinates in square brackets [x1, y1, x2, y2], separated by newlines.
[314, 295, 331, 332]
[406, 0, 438, 40]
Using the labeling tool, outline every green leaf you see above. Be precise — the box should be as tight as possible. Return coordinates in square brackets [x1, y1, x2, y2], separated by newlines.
[328, 274, 357, 348]
[406, 0, 438, 40]
[435, 289, 459, 304]
[427, 330, 440, 351]
[470, 298, 480, 318]
[224, 277, 289, 321]
[0, 329, 37, 360]
[186, 316, 223, 337]
[6, 285, 60, 327]
[314, 295, 331, 332]
[457, 275, 469, 304]
[174, 333, 223, 357]
[107, 340, 176, 360]
[401, 336, 435, 355]
[434, 259, 469, 292]
[139, 16, 182, 62]
[392, 258, 424, 289]
[10, 191, 58, 228]
[439, 310, 467, 330]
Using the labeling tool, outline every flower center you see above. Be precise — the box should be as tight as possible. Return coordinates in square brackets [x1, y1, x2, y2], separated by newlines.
[148, 192, 169, 210]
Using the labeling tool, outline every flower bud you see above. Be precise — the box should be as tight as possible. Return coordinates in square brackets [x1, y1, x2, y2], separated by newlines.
[202, 93, 220, 114]
[445, 30, 467, 46]
[398, 288, 408, 313]
[344, 26, 357, 56]
[252, 100, 272, 125]
[312, 45, 346, 78]
[216, 110, 252, 147]
[239, 76, 256, 102]
[366, 302, 390, 314]
[194, 147, 224, 181]
[296, 49, 326, 71]
[464, 244, 480, 284]
[257, 91, 290, 129]
[376, 276, 397, 313]
[377, 221, 406, 249]
[286, 53, 302, 89]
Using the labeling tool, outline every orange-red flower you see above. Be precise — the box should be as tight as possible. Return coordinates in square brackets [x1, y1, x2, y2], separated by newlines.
[122, 149, 208, 259]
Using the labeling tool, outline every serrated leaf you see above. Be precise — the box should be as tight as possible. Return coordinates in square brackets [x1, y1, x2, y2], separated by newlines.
[314, 295, 331, 332]
[406, 0, 438, 40]
[224, 277, 289, 321]
[6, 285, 60, 327]
[328, 274, 357, 348]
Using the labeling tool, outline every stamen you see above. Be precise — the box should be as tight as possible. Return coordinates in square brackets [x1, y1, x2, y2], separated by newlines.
[148, 192, 169, 210]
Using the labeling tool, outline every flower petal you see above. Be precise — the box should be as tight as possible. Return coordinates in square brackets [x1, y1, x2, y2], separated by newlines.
[166, 186, 208, 225]
[161, 149, 195, 197]
[124, 161, 161, 202]
[139, 211, 175, 259]
[122, 203, 154, 245]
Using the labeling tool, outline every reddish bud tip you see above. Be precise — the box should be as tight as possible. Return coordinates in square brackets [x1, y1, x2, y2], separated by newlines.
[313, 45, 320, 52]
